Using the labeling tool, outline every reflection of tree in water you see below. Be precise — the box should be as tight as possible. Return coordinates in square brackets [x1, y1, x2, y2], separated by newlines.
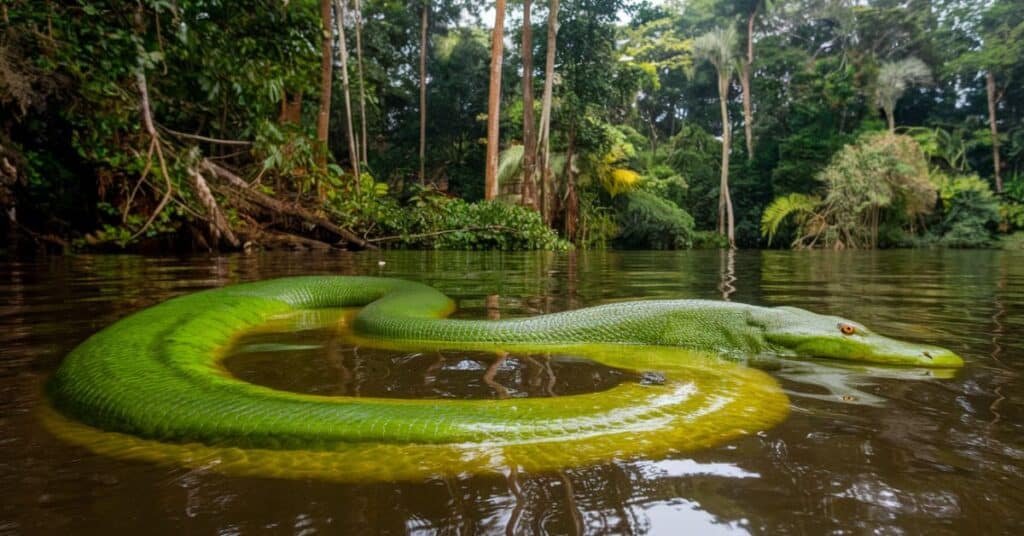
[719, 248, 736, 301]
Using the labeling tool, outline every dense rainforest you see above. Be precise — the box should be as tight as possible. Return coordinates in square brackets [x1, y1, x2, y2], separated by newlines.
[1, 0, 1022, 252]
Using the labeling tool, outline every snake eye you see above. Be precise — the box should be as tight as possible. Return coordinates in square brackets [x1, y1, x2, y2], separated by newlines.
[838, 323, 856, 336]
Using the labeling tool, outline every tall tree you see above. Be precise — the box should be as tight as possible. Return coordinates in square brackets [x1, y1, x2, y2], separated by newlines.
[738, 0, 771, 159]
[693, 26, 738, 248]
[874, 57, 931, 134]
[419, 2, 430, 184]
[484, 0, 507, 200]
[986, 72, 1003, 192]
[316, 0, 334, 177]
[964, 0, 1024, 192]
[521, 0, 538, 210]
[354, 0, 368, 165]
[537, 0, 559, 223]
[335, 0, 360, 182]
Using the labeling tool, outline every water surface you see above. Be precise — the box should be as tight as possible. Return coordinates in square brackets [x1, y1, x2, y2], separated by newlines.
[2, 250, 1022, 534]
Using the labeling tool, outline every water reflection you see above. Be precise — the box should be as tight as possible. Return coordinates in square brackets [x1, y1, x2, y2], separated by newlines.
[718, 248, 736, 301]
[1, 250, 1023, 533]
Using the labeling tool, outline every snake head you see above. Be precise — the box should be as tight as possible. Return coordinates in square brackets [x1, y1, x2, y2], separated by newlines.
[749, 306, 963, 368]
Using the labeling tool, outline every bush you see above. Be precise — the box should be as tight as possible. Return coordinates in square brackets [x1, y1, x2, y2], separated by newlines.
[386, 191, 571, 250]
[692, 231, 730, 249]
[934, 174, 999, 248]
[1000, 232, 1024, 250]
[577, 190, 620, 249]
[422, 199, 572, 250]
[614, 191, 695, 249]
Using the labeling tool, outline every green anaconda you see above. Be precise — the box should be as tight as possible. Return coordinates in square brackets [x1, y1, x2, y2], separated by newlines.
[45, 276, 962, 481]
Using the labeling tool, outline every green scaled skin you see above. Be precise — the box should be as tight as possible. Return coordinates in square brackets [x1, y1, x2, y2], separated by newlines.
[45, 276, 961, 480]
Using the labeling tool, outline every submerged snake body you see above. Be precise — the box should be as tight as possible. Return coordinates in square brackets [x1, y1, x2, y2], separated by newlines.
[47, 276, 960, 481]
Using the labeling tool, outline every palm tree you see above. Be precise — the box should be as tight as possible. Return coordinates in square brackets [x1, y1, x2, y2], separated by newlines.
[875, 57, 931, 134]
[692, 26, 738, 249]
[484, 0, 508, 200]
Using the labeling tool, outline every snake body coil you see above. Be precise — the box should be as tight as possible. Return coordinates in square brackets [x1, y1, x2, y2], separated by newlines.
[47, 276, 959, 481]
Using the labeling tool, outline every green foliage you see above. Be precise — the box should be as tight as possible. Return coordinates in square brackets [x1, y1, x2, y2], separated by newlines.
[637, 163, 688, 207]
[768, 57, 868, 196]
[6, 0, 1024, 253]
[762, 133, 943, 249]
[999, 232, 1024, 250]
[664, 123, 720, 229]
[330, 187, 570, 250]
[585, 125, 643, 197]
[576, 191, 620, 250]
[692, 231, 730, 249]
[999, 201, 1024, 232]
[908, 127, 973, 172]
[817, 132, 936, 248]
[934, 174, 1000, 248]
[613, 191, 695, 250]
[400, 196, 571, 251]
[760, 193, 820, 246]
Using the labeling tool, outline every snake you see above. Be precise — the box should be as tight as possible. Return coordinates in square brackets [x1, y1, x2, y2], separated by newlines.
[45, 276, 962, 481]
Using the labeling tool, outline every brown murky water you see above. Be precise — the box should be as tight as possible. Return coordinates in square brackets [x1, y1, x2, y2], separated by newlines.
[1, 250, 1022, 534]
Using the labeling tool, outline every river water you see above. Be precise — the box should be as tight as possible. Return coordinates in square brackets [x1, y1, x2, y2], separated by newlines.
[1, 250, 1022, 534]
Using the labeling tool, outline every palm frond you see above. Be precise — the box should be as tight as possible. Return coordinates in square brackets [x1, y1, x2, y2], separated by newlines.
[761, 193, 820, 245]
[496, 145, 525, 189]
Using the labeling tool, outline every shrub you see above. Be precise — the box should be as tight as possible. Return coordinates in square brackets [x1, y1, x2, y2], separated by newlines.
[422, 199, 572, 250]
[934, 174, 999, 248]
[577, 191, 620, 249]
[328, 185, 570, 251]
[614, 190, 695, 249]
[760, 132, 938, 249]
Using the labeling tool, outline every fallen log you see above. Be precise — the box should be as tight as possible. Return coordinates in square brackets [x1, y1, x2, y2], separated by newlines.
[202, 159, 378, 250]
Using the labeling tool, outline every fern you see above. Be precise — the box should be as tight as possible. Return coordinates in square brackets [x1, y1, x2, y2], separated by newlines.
[760, 193, 820, 245]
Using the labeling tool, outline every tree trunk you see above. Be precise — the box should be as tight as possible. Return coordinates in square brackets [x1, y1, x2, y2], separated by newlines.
[484, 0, 507, 201]
[987, 71, 1002, 193]
[741, 8, 755, 159]
[718, 73, 735, 249]
[354, 0, 368, 164]
[418, 2, 429, 185]
[538, 0, 559, 224]
[562, 131, 577, 241]
[520, 0, 538, 210]
[885, 104, 895, 134]
[335, 0, 360, 185]
[316, 0, 333, 178]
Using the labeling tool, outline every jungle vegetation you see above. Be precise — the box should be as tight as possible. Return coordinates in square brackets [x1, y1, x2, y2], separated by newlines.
[1, 0, 1022, 252]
